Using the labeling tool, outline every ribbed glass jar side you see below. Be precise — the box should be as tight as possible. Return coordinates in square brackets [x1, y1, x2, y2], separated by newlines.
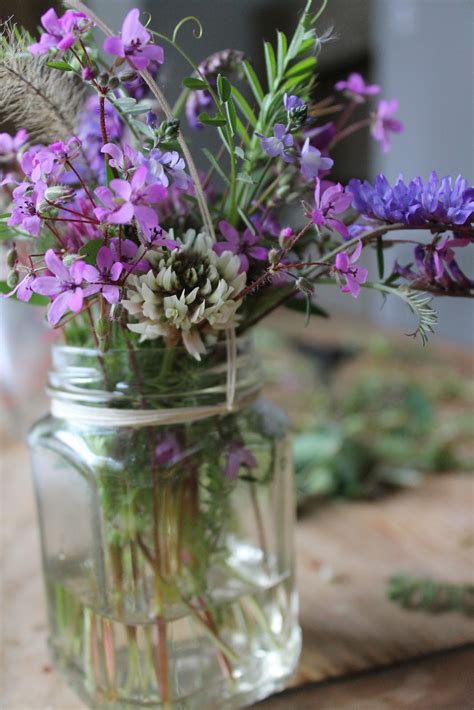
[29, 337, 301, 710]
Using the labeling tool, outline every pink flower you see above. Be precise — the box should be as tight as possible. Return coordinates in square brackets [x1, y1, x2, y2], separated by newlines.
[8, 182, 46, 236]
[94, 166, 165, 229]
[155, 433, 182, 466]
[311, 179, 352, 238]
[31, 249, 99, 324]
[214, 221, 268, 273]
[21, 138, 81, 183]
[140, 220, 178, 250]
[300, 138, 334, 180]
[2, 273, 35, 303]
[334, 240, 368, 298]
[335, 72, 380, 101]
[224, 444, 257, 480]
[371, 99, 404, 153]
[109, 238, 149, 273]
[86, 246, 124, 304]
[103, 8, 164, 71]
[28, 9, 92, 56]
[0, 130, 28, 160]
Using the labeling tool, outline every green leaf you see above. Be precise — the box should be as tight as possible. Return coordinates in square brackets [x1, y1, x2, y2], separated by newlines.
[371, 284, 438, 346]
[236, 173, 255, 185]
[277, 31, 288, 75]
[225, 99, 238, 135]
[231, 87, 257, 127]
[216, 74, 232, 102]
[202, 148, 230, 186]
[237, 207, 256, 235]
[264, 41, 277, 90]
[0, 213, 11, 218]
[105, 159, 114, 186]
[242, 61, 264, 105]
[234, 146, 246, 160]
[198, 112, 227, 127]
[183, 76, 208, 90]
[47, 60, 74, 71]
[286, 56, 317, 79]
[235, 118, 251, 147]
[0, 223, 17, 241]
[285, 297, 329, 319]
[79, 238, 103, 265]
[0, 280, 48, 307]
[376, 236, 384, 279]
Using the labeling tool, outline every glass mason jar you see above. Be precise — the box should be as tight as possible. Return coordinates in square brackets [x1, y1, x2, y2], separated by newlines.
[28, 336, 301, 709]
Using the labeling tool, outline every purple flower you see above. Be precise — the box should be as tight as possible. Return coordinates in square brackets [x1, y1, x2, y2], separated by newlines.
[284, 94, 305, 111]
[103, 8, 164, 71]
[300, 138, 334, 180]
[22, 137, 81, 184]
[335, 72, 380, 101]
[348, 173, 474, 227]
[214, 221, 268, 273]
[147, 149, 191, 191]
[311, 179, 352, 237]
[257, 124, 294, 162]
[94, 166, 165, 229]
[224, 444, 257, 481]
[140, 220, 178, 250]
[303, 122, 337, 153]
[155, 433, 182, 466]
[87, 246, 124, 304]
[31, 249, 99, 324]
[396, 238, 473, 291]
[0, 130, 28, 160]
[334, 240, 368, 298]
[101, 142, 142, 178]
[371, 99, 404, 153]
[2, 272, 35, 303]
[109, 237, 149, 273]
[28, 9, 92, 56]
[8, 182, 46, 236]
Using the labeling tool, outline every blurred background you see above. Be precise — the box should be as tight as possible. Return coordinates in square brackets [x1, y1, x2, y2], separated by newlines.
[0, 0, 473, 431]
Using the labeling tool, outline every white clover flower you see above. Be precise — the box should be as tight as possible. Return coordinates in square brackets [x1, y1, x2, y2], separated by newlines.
[122, 230, 246, 359]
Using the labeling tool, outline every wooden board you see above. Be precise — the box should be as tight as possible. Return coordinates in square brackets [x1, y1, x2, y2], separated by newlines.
[2, 438, 473, 709]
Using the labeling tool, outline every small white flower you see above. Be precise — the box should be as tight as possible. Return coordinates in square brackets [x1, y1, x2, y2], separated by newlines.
[122, 229, 246, 359]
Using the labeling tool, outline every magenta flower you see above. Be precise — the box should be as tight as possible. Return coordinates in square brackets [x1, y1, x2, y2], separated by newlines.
[371, 99, 404, 153]
[224, 444, 257, 481]
[8, 182, 46, 236]
[22, 138, 81, 184]
[335, 72, 380, 101]
[334, 241, 368, 298]
[109, 238, 149, 274]
[0, 130, 28, 160]
[31, 250, 99, 325]
[257, 124, 294, 162]
[140, 219, 178, 250]
[155, 433, 182, 466]
[103, 8, 164, 71]
[28, 9, 91, 56]
[94, 166, 165, 230]
[214, 221, 268, 273]
[86, 246, 123, 304]
[300, 138, 334, 180]
[101, 142, 142, 178]
[312, 179, 352, 238]
[2, 272, 35, 303]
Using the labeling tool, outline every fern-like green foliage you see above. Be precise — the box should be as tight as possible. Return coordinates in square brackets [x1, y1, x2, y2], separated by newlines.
[388, 575, 474, 616]
[372, 284, 438, 345]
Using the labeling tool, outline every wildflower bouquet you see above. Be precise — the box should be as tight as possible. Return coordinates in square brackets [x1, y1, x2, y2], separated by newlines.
[1, 1, 473, 708]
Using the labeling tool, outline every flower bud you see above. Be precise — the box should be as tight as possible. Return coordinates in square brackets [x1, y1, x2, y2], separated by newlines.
[62, 253, 80, 267]
[268, 248, 281, 267]
[108, 76, 120, 91]
[120, 69, 139, 83]
[109, 303, 124, 321]
[296, 277, 314, 295]
[95, 316, 109, 339]
[81, 67, 95, 81]
[288, 104, 308, 131]
[6, 247, 17, 269]
[6, 269, 19, 288]
[44, 185, 76, 204]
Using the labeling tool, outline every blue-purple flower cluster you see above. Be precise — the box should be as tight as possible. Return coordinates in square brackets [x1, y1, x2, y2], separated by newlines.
[348, 173, 474, 227]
